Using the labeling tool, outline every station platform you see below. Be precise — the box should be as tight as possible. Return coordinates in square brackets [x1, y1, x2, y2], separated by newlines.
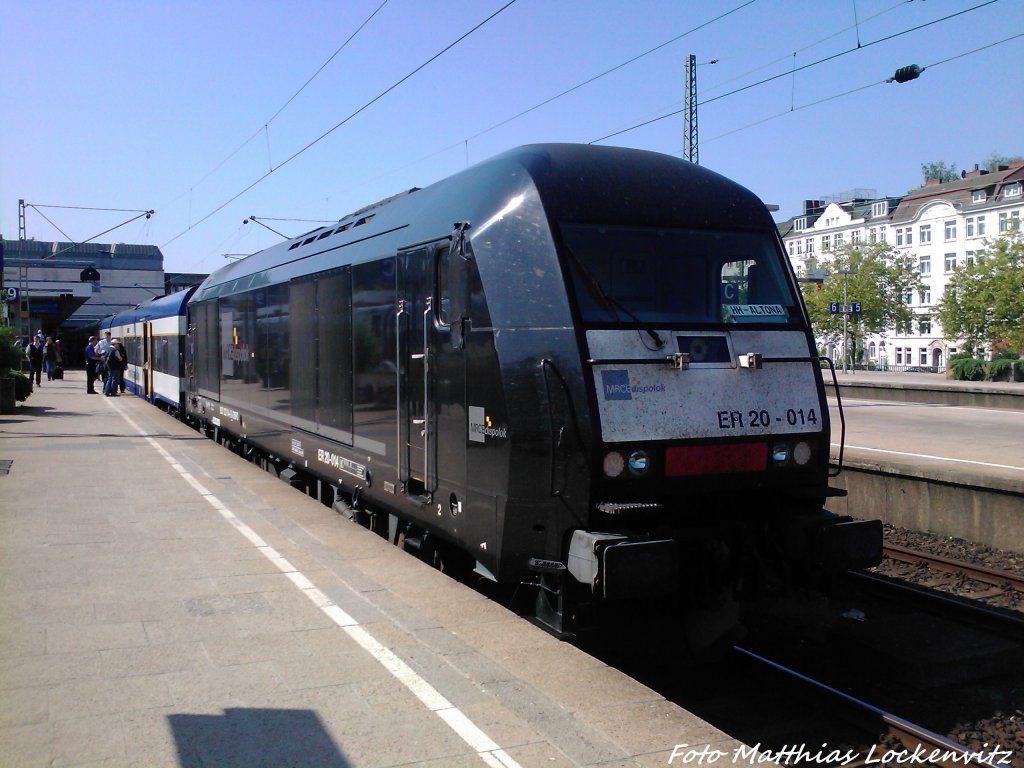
[829, 368, 1023, 411]
[0, 371, 738, 767]
[822, 369, 1024, 553]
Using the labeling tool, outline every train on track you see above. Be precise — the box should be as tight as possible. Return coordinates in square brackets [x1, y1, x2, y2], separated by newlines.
[103, 143, 882, 636]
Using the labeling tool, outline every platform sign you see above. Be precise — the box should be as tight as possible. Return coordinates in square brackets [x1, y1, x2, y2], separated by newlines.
[829, 301, 862, 315]
[2, 287, 18, 302]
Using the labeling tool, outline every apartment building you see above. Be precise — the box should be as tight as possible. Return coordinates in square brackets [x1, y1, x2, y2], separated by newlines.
[780, 161, 1024, 370]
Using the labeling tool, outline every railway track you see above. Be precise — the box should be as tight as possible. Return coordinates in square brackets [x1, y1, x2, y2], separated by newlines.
[882, 543, 1024, 598]
[733, 646, 1012, 768]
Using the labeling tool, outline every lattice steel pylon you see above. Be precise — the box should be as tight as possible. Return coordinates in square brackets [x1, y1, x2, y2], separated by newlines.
[683, 54, 698, 164]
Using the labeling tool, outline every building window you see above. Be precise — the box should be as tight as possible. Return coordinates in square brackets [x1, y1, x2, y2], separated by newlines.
[1006, 183, 1022, 198]
[868, 228, 877, 243]
[869, 342, 877, 358]
[944, 220, 956, 241]
[878, 225, 887, 242]
[944, 253, 957, 272]
[977, 215, 986, 236]
[999, 211, 1021, 232]
[919, 316, 931, 334]
[919, 255, 930, 275]
[821, 234, 830, 251]
[796, 239, 803, 254]
[906, 228, 913, 245]
[872, 201, 887, 218]
[794, 217, 806, 231]
[788, 241, 795, 256]
[835, 232, 845, 246]
[852, 230, 861, 243]
[920, 287, 931, 305]
[966, 251, 975, 266]
[920, 348, 928, 365]
[919, 224, 931, 244]
[973, 190, 987, 203]
[966, 217, 975, 237]
[895, 348, 903, 364]
[905, 292, 913, 305]
[805, 238, 814, 254]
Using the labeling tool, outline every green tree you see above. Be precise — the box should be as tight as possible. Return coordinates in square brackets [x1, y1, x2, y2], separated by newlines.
[801, 242, 923, 366]
[982, 152, 1024, 171]
[920, 160, 958, 184]
[937, 232, 1024, 355]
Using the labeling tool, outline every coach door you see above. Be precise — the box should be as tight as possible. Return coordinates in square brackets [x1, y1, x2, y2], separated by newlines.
[143, 322, 153, 400]
[396, 238, 468, 502]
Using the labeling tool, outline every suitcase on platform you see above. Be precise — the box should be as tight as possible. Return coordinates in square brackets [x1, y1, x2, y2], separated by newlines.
[52, 366, 64, 380]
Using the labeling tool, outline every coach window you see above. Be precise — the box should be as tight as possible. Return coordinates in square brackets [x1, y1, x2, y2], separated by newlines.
[261, 283, 290, 416]
[435, 245, 451, 327]
[318, 268, 354, 443]
[195, 300, 220, 398]
[289, 279, 317, 428]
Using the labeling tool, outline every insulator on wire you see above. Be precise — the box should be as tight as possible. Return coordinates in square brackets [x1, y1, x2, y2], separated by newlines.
[890, 64, 923, 83]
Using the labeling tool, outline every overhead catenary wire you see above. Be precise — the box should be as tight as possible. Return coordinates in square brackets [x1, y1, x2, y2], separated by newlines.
[588, 0, 1002, 145]
[301, 0, 761, 199]
[304, 0, 948, 212]
[701, 31, 1024, 146]
[463, 0, 758, 143]
[162, 0, 518, 248]
[173, 0, 390, 204]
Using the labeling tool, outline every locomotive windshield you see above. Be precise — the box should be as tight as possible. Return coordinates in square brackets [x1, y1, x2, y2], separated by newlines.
[560, 224, 800, 326]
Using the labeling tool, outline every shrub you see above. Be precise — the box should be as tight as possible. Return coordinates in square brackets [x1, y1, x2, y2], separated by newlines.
[9, 370, 31, 401]
[986, 359, 1013, 381]
[950, 357, 985, 381]
[0, 327, 24, 372]
[948, 351, 973, 363]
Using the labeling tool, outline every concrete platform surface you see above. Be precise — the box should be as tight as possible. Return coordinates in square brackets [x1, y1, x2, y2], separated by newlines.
[0, 371, 741, 768]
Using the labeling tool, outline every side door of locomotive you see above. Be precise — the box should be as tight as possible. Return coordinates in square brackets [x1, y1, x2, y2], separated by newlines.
[396, 242, 467, 507]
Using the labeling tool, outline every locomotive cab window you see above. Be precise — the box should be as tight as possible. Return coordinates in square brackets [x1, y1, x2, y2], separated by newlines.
[560, 224, 799, 326]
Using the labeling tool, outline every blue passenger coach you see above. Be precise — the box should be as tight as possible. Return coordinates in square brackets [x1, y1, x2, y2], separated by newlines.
[101, 286, 197, 411]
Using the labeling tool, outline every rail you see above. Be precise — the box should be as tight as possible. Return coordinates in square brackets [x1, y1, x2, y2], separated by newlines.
[733, 646, 1006, 768]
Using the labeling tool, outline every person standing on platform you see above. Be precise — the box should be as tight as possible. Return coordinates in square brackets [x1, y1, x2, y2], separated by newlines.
[43, 337, 59, 381]
[114, 338, 128, 393]
[94, 330, 112, 384]
[104, 339, 125, 396]
[95, 330, 112, 360]
[85, 336, 99, 394]
[26, 337, 44, 386]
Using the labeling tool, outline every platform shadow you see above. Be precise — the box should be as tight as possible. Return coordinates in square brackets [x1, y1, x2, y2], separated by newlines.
[168, 707, 349, 767]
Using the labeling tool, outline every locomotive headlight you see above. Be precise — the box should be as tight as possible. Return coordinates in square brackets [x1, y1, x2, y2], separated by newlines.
[793, 441, 813, 466]
[771, 444, 790, 464]
[627, 450, 650, 476]
[603, 451, 626, 478]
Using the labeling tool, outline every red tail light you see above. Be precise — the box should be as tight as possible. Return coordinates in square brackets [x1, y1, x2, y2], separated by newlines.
[665, 443, 768, 476]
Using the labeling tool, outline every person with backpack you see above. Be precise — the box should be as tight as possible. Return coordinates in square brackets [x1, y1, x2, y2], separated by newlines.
[104, 339, 126, 396]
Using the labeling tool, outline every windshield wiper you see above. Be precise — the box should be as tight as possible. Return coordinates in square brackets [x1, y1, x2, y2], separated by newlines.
[563, 243, 664, 350]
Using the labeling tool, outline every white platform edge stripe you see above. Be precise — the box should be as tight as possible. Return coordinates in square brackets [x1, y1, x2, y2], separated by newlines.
[112, 402, 523, 768]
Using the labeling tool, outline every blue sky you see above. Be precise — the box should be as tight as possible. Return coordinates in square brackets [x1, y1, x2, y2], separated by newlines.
[2, 0, 1021, 276]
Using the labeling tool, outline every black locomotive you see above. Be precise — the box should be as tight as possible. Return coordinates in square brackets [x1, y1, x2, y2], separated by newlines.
[172, 144, 882, 633]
